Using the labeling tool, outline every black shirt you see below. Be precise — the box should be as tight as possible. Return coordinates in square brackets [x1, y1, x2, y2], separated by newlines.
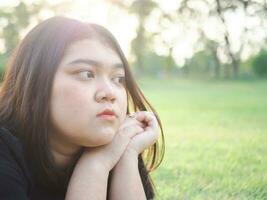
[0, 127, 66, 200]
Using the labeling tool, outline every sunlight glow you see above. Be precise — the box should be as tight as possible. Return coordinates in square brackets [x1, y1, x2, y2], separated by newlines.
[1, 0, 266, 65]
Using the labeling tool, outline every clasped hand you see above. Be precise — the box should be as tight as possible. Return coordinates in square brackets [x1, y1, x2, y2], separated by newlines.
[79, 111, 160, 172]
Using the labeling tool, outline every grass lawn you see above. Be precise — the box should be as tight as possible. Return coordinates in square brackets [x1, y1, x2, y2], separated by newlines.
[138, 78, 267, 200]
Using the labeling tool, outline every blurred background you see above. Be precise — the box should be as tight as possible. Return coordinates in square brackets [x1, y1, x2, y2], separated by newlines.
[0, 0, 267, 199]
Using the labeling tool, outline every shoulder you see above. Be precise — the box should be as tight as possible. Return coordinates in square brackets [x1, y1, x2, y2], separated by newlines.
[0, 126, 32, 199]
[0, 126, 24, 165]
[0, 126, 21, 162]
[0, 127, 20, 151]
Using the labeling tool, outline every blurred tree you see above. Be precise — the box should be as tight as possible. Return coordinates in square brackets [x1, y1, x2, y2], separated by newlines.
[185, 50, 215, 78]
[0, 1, 45, 55]
[130, 0, 157, 73]
[0, 0, 70, 77]
[110, 0, 157, 74]
[214, 0, 267, 78]
[0, 53, 7, 80]
[140, 50, 178, 77]
[0, 0, 68, 56]
[160, 0, 267, 78]
[110, 0, 267, 78]
[198, 29, 221, 78]
[214, 0, 240, 78]
[252, 49, 267, 77]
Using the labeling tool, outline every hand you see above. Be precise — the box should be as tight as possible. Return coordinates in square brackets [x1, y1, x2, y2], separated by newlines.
[75, 115, 144, 172]
[125, 111, 160, 157]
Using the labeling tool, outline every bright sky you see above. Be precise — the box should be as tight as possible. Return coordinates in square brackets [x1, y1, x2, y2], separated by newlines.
[0, 0, 266, 66]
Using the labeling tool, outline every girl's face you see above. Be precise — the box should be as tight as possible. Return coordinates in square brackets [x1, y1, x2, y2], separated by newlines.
[49, 39, 127, 152]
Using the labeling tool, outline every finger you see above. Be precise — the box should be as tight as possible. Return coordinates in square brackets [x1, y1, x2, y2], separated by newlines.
[134, 112, 158, 130]
[121, 116, 145, 129]
[118, 124, 144, 138]
[130, 128, 159, 153]
[134, 111, 153, 122]
[106, 125, 144, 163]
[142, 127, 159, 143]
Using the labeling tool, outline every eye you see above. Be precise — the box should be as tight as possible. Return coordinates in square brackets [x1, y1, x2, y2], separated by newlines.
[78, 71, 94, 80]
[113, 75, 125, 85]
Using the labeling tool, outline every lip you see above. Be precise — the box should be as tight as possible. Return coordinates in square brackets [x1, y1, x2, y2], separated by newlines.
[96, 109, 117, 121]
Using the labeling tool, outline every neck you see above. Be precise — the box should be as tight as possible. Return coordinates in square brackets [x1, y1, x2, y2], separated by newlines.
[49, 135, 81, 169]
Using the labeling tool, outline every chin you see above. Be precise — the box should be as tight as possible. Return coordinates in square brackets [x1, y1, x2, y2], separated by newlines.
[101, 130, 116, 144]
[89, 129, 116, 147]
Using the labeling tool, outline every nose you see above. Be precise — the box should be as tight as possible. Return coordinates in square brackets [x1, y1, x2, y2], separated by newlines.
[95, 78, 116, 103]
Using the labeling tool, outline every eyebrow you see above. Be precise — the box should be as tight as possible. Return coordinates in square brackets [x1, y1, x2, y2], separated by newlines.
[67, 58, 124, 70]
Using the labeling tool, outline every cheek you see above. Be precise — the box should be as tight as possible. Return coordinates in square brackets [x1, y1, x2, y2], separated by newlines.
[117, 89, 128, 122]
[51, 79, 92, 118]
[59, 87, 87, 108]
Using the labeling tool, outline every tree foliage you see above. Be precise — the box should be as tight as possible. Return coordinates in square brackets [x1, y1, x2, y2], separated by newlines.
[0, 2, 45, 54]
[252, 49, 267, 76]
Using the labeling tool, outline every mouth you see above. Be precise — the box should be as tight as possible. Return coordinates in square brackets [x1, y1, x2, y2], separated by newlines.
[96, 109, 117, 121]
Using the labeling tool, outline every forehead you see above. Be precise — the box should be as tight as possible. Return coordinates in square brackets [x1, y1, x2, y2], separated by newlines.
[60, 39, 123, 69]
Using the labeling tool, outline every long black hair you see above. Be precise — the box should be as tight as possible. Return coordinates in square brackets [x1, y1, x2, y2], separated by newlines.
[0, 16, 165, 199]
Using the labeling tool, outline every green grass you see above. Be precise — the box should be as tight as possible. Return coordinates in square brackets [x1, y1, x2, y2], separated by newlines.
[138, 78, 267, 200]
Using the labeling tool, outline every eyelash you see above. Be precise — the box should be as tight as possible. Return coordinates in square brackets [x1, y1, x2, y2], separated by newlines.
[78, 71, 125, 85]
[79, 71, 94, 79]
[113, 76, 125, 85]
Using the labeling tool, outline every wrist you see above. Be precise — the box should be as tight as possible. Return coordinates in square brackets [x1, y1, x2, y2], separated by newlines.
[113, 148, 139, 170]
[76, 154, 111, 174]
[123, 147, 139, 161]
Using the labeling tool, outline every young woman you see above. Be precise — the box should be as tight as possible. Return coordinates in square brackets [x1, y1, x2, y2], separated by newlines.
[0, 16, 165, 199]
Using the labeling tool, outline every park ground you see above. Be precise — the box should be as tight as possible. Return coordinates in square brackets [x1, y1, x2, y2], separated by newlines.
[138, 78, 267, 200]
